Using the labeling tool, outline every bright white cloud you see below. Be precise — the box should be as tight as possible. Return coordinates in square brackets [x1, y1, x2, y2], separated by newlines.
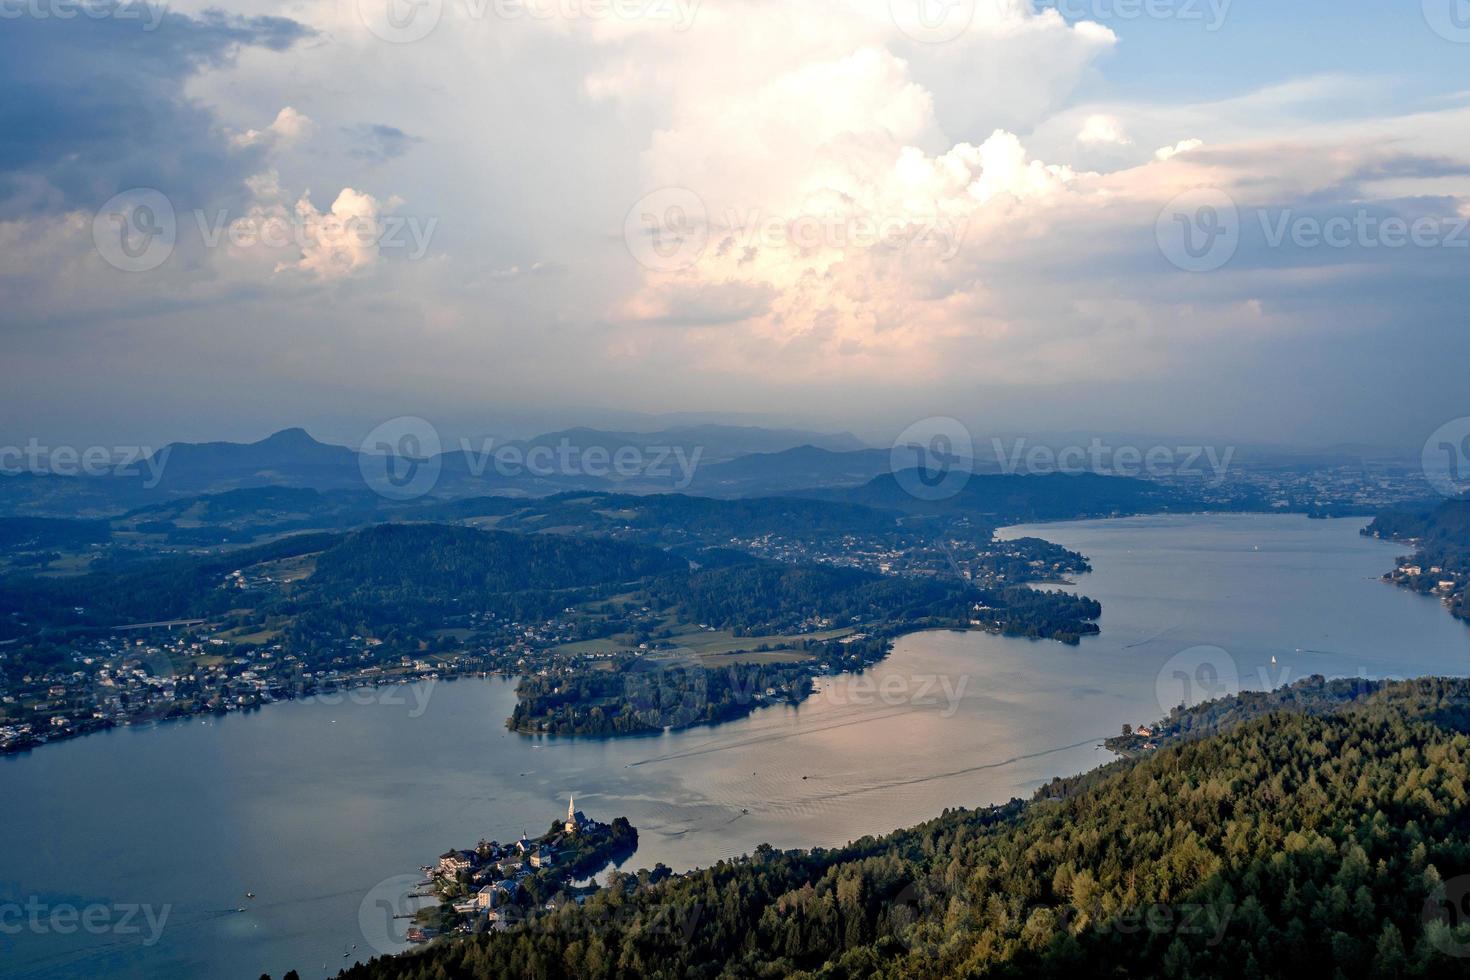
[287, 188, 383, 278]
[1078, 114, 1132, 146]
[231, 106, 315, 148]
[1155, 139, 1204, 161]
[6, 0, 1470, 444]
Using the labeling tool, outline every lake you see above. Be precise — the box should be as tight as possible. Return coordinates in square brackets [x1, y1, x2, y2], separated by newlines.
[3, 514, 1468, 980]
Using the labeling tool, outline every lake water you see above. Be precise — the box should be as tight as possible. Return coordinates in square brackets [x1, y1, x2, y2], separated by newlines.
[3, 515, 1468, 980]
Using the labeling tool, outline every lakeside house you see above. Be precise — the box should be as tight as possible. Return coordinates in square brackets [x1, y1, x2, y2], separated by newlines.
[475, 880, 519, 910]
[437, 849, 478, 877]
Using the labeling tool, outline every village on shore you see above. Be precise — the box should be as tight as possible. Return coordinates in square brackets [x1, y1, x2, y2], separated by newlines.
[405, 797, 642, 944]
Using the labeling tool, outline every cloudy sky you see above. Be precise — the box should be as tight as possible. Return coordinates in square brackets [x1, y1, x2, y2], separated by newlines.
[4, 0, 1469, 450]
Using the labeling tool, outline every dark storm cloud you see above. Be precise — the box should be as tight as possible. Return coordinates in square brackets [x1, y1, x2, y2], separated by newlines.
[0, 1, 314, 217]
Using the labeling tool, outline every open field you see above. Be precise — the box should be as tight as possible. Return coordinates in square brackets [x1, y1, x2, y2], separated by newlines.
[550, 623, 854, 662]
[218, 627, 281, 645]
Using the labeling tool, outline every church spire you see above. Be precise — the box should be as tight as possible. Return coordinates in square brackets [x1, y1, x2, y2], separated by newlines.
[567, 795, 575, 822]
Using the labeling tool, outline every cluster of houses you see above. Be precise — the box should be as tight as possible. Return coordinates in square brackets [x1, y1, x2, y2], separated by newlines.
[427, 798, 602, 931]
[0, 721, 34, 750]
[1391, 562, 1464, 601]
[1108, 722, 1163, 755]
[0, 627, 499, 752]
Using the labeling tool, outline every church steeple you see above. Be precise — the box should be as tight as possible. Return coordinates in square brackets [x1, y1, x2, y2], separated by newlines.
[565, 795, 583, 834]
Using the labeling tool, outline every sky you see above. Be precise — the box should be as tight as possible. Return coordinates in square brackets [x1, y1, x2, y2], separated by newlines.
[3, 0, 1469, 451]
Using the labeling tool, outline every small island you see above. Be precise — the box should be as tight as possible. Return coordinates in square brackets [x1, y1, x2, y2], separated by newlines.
[407, 798, 639, 944]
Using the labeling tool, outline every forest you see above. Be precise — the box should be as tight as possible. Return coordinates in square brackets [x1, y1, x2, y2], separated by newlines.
[508, 657, 819, 736]
[1367, 499, 1470, 624]
[283, 677, 1470, 980]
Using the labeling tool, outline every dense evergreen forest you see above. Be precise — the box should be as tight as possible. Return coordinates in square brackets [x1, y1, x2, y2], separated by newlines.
[509, 656, 821, 735]
[0, 515, 111, 550]
[641, 562, 968, 636]
[0, 532, 339, 628]
[1368, 500, 1470, 553]
[1, 521, 1099, 648]
[297, 677, 1470, 980]
[0, 526, 682, 631]
[305, 524, 688, 612]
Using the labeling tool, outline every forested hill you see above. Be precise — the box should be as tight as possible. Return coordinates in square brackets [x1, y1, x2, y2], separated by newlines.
[802, 471, 1195, 519]
[0, 525, 682, 631]
[316, 677, 1470, 980]
[307, 523, 688, 601]
[1366, 499, 1469, 624]
[1368, 499, 1470, 554]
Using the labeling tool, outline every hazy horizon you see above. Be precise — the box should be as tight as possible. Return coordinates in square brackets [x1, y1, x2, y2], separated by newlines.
[0, 413, 1435, 463]
[5, 2, 1470, 454]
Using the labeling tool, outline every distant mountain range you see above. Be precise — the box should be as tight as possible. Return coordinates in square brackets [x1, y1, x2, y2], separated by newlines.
[142, 428, 358, 492]
[0, 425, 882, 515]
[0, 423, 1239, 520]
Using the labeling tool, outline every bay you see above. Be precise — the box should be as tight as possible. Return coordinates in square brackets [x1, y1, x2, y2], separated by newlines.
[2, 514, 1467, 980]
